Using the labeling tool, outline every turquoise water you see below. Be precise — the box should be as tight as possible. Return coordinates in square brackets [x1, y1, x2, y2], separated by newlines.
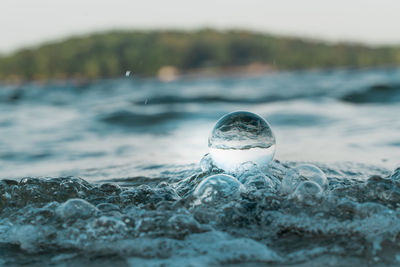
[1, 67, 400, 265]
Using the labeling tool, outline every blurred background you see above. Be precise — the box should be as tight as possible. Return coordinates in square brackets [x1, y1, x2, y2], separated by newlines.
[1, 0, 400, 81]
[1, 0, 400, 179]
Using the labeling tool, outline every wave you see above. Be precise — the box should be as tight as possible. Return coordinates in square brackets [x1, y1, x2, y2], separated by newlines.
[131, 94, 304, 105]
[99, 110, 188, 127]
[341, 83, 400, 103]
[0, 161, 398, 265]
[2, 70, 400, 107]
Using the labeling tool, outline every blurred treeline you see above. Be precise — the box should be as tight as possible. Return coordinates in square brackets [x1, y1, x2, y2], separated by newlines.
[0, 29, 399, 81]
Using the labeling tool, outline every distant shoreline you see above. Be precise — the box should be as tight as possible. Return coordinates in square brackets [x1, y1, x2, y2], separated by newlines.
[0, 62, 277, 86]
[0, 29, 399, 83]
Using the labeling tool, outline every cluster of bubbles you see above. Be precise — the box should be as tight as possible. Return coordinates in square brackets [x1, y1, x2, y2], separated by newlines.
[282, 164, 327, 204]
[194, 111, 328, 205]
[3, 112, 400, 264]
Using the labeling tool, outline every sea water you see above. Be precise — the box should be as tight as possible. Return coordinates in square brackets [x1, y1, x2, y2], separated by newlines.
[1, 68, 400, 265]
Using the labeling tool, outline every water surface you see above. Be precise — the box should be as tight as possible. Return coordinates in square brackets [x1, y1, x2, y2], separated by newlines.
[1, 67, 400, 265]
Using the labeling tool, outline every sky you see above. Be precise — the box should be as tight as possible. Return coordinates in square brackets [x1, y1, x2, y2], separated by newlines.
[1, 0, 400, 53]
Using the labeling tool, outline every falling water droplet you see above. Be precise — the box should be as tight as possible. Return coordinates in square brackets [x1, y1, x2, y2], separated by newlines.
[208, 111, 276, 172]
[193, 174, 243, 205]
[144, 99, 148, 105]
[125, 70, 131, 77]
[281, 164, 327, 194]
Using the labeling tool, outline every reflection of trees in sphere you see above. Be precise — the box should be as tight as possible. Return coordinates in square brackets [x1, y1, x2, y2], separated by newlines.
[208, 111, 276, 172]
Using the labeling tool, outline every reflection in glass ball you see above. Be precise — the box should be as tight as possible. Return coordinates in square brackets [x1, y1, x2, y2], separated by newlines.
[208, 111, 276, 172]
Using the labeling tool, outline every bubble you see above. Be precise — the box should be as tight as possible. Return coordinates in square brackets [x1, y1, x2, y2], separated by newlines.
[281, 164, 327, 194]
[208, 111, 276, 172]
[56, 198, 98, 220]
[292, 181, 323, 205]
[200, 153, 215, 173]
[234, 162, 276, 190]
[246, 174, 276, 191]
[235, 162, 261, 182]
[193, 174, 243, 205]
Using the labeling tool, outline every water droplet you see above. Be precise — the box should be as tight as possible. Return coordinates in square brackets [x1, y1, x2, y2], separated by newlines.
[292, 181, 323, 205]
[281, 164, 327, 194]
[125, 70, 131, 77]
[208, 111, 276, 172]
[193, 174, 243, 205]
[144, 99, 148, 105]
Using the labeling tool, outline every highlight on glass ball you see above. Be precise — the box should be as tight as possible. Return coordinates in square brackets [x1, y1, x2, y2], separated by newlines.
[193, 174, 244, 205]
[208, 111, 276, 172]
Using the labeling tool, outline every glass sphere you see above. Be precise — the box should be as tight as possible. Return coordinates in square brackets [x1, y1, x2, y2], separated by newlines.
[193, 174, 243, 205]
[208, 111, 276, 172]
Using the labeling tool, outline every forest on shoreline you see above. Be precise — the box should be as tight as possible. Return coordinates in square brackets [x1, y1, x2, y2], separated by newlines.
[0, 29, 399, 82]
